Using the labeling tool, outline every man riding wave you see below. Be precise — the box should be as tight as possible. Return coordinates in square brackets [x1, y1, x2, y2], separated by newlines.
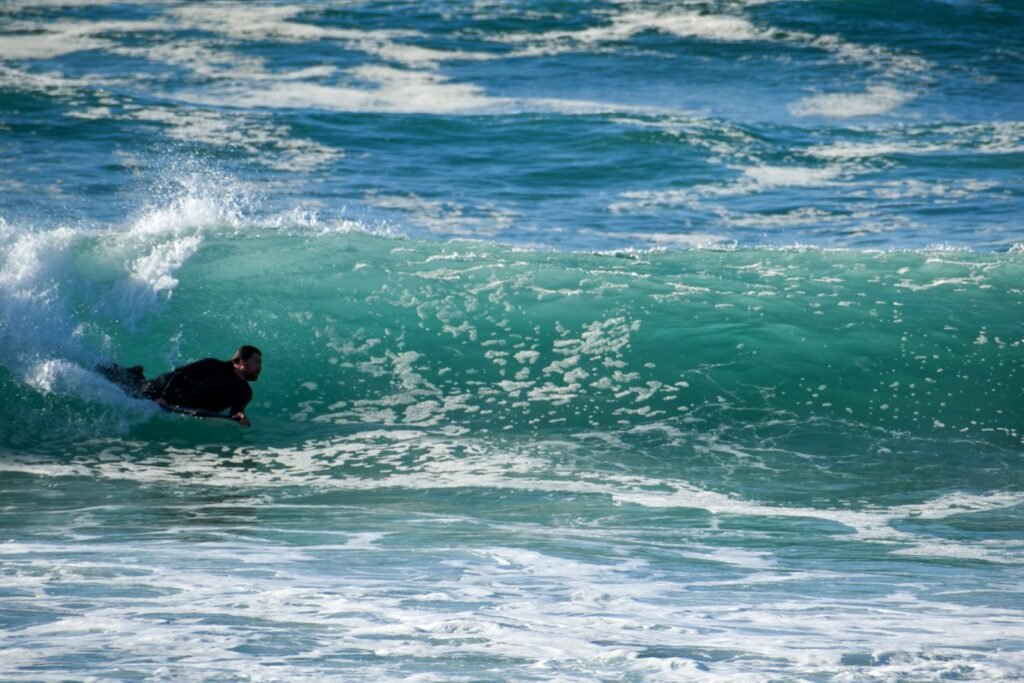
[99, 345, 262, 426]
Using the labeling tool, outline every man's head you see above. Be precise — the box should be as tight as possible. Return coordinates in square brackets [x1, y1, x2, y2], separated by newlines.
[232, 345, 262, 382]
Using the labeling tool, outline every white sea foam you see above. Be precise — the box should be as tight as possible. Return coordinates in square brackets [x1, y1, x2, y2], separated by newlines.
[808, 32, 931, 76]
[363, 192, 518, 235]
[7, 428, 1019, 566]
[610, 163, 844, 215]
[0, 63, 93, 101]
[199, 66, 503, 115]
[498, 9, 773, 55]
[0, 227, 90, 372]
[128, 106, 341, 172]
[168, 3, 493, 67]
[741, 164, 843, 188]
[1, 9, 506, 117]
[790, 85, 916, 118]
[0, 0, 126, 6]
[618, 231, 733, 249]
[0, 220, 186, 413]
[0, 17, 168, 60]
[717, 207, 851, 230]
[21, 359, 154, 419]
[2, 2, 938, 126]
[0, 169, 261, 400]
[112, 232, 201, 325]
[806, 122, 1024, 158]
[496, 6, 930, 89]
[112, 39, 271, 81]
[0, 30, 110, 60]
[169, 3, 328, 42]
[578, 10, 771, 44]
[2, 414, 1023, 678]
[2, 473, 1022, 681]
[864, 178, 999, 202]
[807, 141, 935, 160]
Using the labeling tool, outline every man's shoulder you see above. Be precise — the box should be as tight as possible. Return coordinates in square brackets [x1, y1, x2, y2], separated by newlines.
[191, 357, 229, 368]
[179, 357, 216, 365]
[178, 357, 232, 375]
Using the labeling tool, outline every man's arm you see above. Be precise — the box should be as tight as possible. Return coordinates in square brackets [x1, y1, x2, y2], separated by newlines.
[229, 384, 254, 427]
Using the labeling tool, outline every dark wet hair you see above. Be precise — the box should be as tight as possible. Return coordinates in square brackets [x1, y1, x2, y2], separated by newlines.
[232, 345, 262, 362]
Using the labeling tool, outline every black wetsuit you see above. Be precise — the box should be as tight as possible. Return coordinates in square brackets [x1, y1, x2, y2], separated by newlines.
[141, 358, 252, 415]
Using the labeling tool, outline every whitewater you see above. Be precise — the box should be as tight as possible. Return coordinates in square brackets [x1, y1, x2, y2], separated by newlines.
[2, 1, 1023, 681]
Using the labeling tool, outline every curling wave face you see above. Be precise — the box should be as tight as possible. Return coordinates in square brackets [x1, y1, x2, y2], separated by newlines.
[1, 212, 1021, 496]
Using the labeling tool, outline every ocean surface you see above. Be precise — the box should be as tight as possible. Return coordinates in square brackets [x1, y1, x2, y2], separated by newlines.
[2, 1, 1023, 680]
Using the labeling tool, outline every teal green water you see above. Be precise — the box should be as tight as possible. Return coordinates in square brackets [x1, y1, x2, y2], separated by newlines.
[6, 229, 1021, 451]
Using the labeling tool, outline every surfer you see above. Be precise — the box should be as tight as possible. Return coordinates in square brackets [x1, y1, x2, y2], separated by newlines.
[99, 345, 262, 426]
[141, 345, 262, 426]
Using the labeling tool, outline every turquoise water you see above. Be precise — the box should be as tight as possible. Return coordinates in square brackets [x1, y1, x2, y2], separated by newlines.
[2, 1, 1024, 681]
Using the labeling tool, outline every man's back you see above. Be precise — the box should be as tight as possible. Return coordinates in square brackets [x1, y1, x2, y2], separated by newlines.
[142, 358, 253, 415]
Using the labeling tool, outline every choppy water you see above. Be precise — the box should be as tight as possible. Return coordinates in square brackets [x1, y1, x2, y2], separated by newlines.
[2, 1, 1023, 681]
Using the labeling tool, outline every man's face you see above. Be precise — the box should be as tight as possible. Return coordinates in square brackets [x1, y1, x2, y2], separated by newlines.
[236, 353, 262, 381]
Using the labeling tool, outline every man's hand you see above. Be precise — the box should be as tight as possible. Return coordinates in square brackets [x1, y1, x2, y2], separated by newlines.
[232, 412, 251, 427]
